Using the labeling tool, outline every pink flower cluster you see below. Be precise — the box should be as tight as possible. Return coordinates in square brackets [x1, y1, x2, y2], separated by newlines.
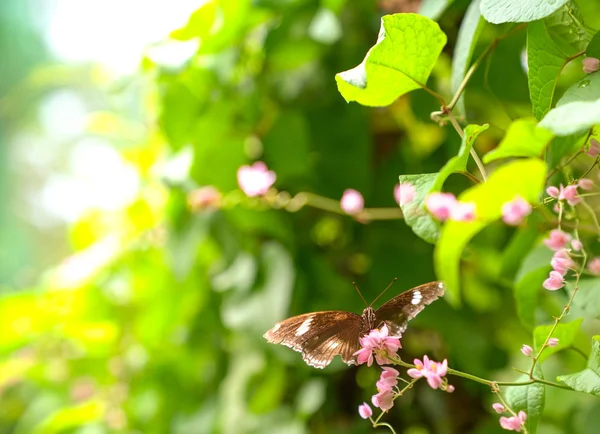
[354, 325, 401, 367]
[500, 412, 528, 432]
[237, 162, 276, 197]
[501, 195, 532, 226]
[546, 181, 592, 207]
[372, 367, 399, 411]
[407, 355, 453, 392]
[425, 193, 476, 222]
[541, 230, 580, 291]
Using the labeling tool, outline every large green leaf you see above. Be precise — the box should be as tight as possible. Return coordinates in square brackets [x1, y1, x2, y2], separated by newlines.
[527, 19, 569, 120]
[435, 159, 547, 305]
[534, 318, 583, 364]
[558, 337, 600, 397]
[481, 0, 568, 24]
[506, 365, 546, 434]
[335, 14, 447, 107]
[483, 118, 554, 163]
[544, 2, 594, 54]
[539, 100, 600, 136]
[569, 278, 600, 319]
[586, 31, 600, 58]
[450, 0, 484, 118]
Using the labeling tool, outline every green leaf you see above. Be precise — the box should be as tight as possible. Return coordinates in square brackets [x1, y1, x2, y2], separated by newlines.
[451, 0, 485, 118]
[483, 118, 554, 163]
[506, 364, 546, 434]
[534, 318, 583, 364]
[558, 336, 600, 397]
[513, 245, 554, 329]
[544, 2, 594, 54]
[432, 124, 489, 192]
[335, 14, 447, 107]
[32, 401, 104, 434]
[435, 159, 547, 305]
[527, 19, 569, 120]
[586, 31, 600, 59]
[555, 70, 600, 105]
[398, 173, 440, 244]
[539, 100, 600, 136]
[548, 132, 588, 166]
[419, 0, 455, 20]
[481, 0, 569, 24]
[570, 278, 600, 319]
[170, 2, 218, 41]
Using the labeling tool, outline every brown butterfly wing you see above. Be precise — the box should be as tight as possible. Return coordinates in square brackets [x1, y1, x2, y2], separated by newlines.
[374, 281, 445, 337]
[263, 311, 362, 369]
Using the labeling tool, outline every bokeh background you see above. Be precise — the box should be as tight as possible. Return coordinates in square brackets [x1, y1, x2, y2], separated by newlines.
[2, 0, 600, 433]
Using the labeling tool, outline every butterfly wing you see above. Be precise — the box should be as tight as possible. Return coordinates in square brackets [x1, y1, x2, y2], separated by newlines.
[374, 281, 445, 337]
[263, 311, 362, 369]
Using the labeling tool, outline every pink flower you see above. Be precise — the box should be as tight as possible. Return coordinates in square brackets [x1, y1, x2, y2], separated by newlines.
[376, 367, 399, 391]
[499, 410, 527, 432]
[548, 338, 559, 347]
[425, 193, 457, 221]
[578, 178, 594, 190]
[358, 402, 372, 419]
[543, 229, 571, 251]
[571, 239, 583, 251]
[520, 345, 533, 357]
[588, 257, 600, 275]
[372, 389, 395, 411]
[450, 201, 477, 222]
[237, 162, 276, 197]
[340, 189, 364, 214]
[407, 355, 448, 389]
[446, 385, 455, 393]
[394, 182, 416, 206]
[546, 186, 559, 198]
[493, 403, 506, 414]
[543, 271, 565, 290]
[583, 57, 600, 74]
[354, 325, 401, 366]
[551, 249, 574, 276]
[558, 184, 580, 206]
[188, 186, 222, 210]
[588, 138, 600, 157]
[502, 196, 532, 225]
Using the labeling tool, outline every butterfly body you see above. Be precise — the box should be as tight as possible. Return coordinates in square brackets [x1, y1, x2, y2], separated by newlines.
[264, 281, 445, 368]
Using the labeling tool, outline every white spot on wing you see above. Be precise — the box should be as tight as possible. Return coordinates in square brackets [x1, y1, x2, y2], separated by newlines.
[272, 323, 281, 332]
[411, 290, 423, 305]
[295, 316, 313, 336]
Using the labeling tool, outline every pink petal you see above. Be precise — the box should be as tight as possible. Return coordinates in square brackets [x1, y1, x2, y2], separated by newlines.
[358, 402, 372, 419]
[407, 368, 423, 379]
[395, 182, 416, 206]
[425, 193, 457, 221]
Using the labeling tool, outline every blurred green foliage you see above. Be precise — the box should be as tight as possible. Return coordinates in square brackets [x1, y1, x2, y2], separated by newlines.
[1, 0, 600, 433]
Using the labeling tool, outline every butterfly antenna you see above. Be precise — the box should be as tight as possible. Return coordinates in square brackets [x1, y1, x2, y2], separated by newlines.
[352, 282, 369, 307]
[369, 277, 398, 307]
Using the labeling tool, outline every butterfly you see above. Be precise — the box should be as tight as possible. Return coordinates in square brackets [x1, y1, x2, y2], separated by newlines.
[263, 280, 445, 368]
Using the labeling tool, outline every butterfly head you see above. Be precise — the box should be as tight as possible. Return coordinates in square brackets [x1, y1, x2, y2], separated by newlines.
[361, 306, 377, 332]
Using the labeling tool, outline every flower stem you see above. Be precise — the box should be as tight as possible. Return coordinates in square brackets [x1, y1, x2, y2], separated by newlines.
[529, 247, 588, 378]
